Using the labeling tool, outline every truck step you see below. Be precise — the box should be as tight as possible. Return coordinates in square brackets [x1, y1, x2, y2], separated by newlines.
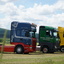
[36, 46, 41, 51]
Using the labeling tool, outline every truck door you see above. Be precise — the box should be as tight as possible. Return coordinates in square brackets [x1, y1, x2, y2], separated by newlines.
[11, 29, 32, 46]
[39, 29, 53, 45]
[29, 32, 36, 51]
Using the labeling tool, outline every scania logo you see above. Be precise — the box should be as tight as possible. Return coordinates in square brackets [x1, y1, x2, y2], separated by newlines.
[12, 22, 18, 28]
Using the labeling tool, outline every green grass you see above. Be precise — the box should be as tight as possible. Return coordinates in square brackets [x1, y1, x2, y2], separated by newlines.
[0, 30, 64, 64]
[0, 38, 10, 44]
[0, 52, 64, 64]
[0, 30, 7, 60]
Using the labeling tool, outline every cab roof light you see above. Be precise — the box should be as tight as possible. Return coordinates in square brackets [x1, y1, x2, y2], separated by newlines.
[32, 23, 37, 27]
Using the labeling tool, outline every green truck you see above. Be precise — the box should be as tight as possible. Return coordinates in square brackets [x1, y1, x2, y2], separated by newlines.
[38, 26, 60, 53]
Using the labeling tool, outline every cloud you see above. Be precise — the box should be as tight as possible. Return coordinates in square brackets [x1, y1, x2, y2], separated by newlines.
[0, 0, 64, 32]
[26, 0, 64, 15]
[0, 0, 18, 3]
[0, 3, 18, 16]
[25, 4, 52, 16]
[0, 16, 12, 29]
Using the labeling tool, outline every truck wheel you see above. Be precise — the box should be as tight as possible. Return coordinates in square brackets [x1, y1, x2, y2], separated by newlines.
[15, 46, 24, 54]
[42, 47, 49, 53]
[60, 47, 64, 52]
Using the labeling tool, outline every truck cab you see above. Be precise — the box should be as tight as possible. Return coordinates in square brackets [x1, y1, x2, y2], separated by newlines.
[58, 27, 64, 52]
[10, 22, 36, 54]
[39, 26, 60, 53]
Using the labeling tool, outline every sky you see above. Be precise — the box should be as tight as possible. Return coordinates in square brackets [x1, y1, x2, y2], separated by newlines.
[0, 0, 64, 32]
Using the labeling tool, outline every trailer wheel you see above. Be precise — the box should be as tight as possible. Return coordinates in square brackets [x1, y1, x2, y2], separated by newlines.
[42, 46, 49, 53]
[60, 47, 64, 52]
[15, 46, 24, 54]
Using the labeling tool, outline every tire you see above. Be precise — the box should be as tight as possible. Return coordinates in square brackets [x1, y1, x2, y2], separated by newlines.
[15, 46, 24, 54]
[60, 47, 64, 52]
[42, 46, 49, 53]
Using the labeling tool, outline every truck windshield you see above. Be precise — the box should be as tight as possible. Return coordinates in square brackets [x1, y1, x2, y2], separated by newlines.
[53, 31, 57, 37]
[16, 30, 35, 38]
[29, 32, 35, 38]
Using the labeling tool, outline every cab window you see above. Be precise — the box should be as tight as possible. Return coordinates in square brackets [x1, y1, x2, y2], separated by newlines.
[46, 30, 52, 37]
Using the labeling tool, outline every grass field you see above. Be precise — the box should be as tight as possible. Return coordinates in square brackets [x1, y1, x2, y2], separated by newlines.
[0, 52, 64, 64]
[0, 31, 64, 64]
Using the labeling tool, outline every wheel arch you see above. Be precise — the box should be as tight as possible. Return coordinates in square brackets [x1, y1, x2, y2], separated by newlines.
[60, 46, 64, 48]
[60, 46, 64, 52]
[40, 45, 49, 51]
[14, 44, 24, 52]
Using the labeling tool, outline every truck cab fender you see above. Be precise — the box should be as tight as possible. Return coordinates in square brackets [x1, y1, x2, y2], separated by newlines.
[14, 44, 24, 52]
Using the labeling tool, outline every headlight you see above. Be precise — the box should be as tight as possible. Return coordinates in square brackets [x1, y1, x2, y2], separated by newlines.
[56, 38, 59, 41]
